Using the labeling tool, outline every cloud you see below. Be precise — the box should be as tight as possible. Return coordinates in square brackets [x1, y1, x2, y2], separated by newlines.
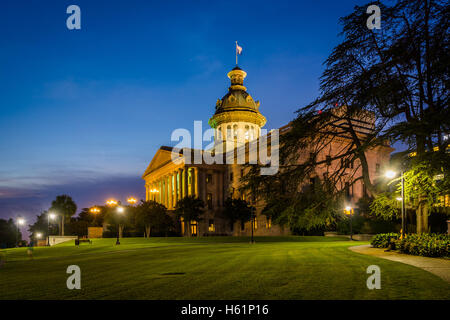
[0, 174, 145, 221]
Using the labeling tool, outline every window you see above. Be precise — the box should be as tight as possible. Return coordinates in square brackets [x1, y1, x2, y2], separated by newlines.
[227, 125, 232, 139]
[245, 125, 249, 140]
[345, 182, 351, 198]
[206, 174, 212, 184]
[190, 221, 198, 236]
[208, 219, 215, 232]
[344, 159, 350, 168]
[326, 155, 331, 166]
[230, 172, 234, 182]
[218, 127, 222, 140]
[241, 193, 246, 201]
[233, 124, 238, 139]
[207, 193, 213, 209]
[266, 217, 272, 229]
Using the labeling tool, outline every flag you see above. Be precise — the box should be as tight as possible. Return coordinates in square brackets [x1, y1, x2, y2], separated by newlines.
[236, 43, 242, 55]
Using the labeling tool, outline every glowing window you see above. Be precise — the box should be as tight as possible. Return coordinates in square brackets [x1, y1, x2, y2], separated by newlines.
[208, 219, 215, 232]
[266, 217, 272, 229]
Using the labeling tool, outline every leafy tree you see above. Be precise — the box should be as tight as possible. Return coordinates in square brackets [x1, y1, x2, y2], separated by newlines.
[223, 198, 254, 231]
[264, 181, 342, 232]
[174, 196, 205, 237]
[103, 204, 130, 238]
[243, 0, 449, 233]
[50, 195, 77, 236]
[28, 211, 53, 240]
[371, 160, 448, 232]
[0, 219, 19, 248]
[135, 200, 171, 237]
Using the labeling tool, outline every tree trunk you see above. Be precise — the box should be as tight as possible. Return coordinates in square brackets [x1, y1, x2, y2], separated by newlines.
[119, 224, 124, 238]
[145, 226, 151, 238]
[61, 215, 65, 236]
[416, 197, 429, 233]
[187, 221, 191, 237]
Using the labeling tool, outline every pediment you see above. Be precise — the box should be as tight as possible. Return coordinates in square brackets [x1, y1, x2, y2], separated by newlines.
[142, 146, 182, 178]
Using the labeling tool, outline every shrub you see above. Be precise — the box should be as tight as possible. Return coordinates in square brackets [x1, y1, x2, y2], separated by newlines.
[371, 233, 450, 257]
[371, 233, 399, 249]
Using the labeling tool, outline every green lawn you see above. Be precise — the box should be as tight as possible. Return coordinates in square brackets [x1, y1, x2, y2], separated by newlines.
[0, 236, 448, 300]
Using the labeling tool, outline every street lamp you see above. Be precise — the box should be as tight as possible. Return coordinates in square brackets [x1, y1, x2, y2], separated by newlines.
[16, 217, 25, 247]
[116, 206, 125, 245]
[385, 170, 406, 238]
[47, 212, 56, 246]
[344, 206, 353, 240]
[106, 199, 118, 206]
[90, 207, 101, 214]
[127, 197, 137, 205]
[36, 232, 42, 239]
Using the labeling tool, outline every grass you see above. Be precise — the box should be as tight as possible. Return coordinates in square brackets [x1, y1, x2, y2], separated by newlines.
[0, 236, 448, 300]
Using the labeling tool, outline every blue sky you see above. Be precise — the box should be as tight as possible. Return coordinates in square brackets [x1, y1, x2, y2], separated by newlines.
[0, 0, 372, 229]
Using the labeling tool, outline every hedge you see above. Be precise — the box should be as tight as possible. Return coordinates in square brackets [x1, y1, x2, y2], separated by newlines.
[371, 233, 449, 258]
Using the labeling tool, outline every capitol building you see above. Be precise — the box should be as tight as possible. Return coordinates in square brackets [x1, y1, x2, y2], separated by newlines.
[142, 66, 392, 236]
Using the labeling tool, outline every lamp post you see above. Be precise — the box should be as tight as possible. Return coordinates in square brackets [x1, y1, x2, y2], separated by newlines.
[385, 170, 406, 238]
[116, 206, 125, 245]
[47, 212, 56, 246]
[250, 207, 256, 244]
[345, 206, 353, 240]
[16, 217, 25, 247]
[127, 197, 137, 205]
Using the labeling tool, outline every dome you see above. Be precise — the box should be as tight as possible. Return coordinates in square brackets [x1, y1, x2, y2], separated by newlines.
[209, 66, 266, 129]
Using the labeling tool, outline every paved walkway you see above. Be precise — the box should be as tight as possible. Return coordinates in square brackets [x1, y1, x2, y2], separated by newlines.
[349, 244, 450, 283]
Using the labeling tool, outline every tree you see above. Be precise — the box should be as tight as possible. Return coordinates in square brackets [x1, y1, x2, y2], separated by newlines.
[223, 198, 254, 231]
[103, 204, 130, 239]
[371, 160, 449, 232]
[135, 200, 171, 237]
[243, 0, 449, 233]
[0, 219, 18, 248]
[28, 211, 52, 240]
[302, 0, 449, 232]
[50, 195, 77, 236]
[174, 196, 205, 237]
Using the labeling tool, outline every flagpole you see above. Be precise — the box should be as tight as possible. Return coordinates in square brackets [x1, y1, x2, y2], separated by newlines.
[235, 41, 238, 66]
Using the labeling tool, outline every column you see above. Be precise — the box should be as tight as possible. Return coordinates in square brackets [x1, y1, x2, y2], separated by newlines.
[168, 174, 173, 209]
[166, 176, 170, 208]
[183, 167, 189, 198]
[193, 167, 199, 198]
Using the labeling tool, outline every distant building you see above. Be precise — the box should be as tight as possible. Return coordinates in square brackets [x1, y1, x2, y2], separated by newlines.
[142, 66, 392, 236]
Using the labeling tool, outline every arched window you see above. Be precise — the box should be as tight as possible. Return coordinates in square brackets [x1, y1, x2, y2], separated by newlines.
[218, 127, 222, 140]
[250, 126, 255, 140]
[227, 125, 232, 139]
[233, 124, 238, 139]
[244, 125, 249, 140]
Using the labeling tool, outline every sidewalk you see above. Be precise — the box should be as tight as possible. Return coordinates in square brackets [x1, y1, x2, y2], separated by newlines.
[349, 244, 450, 283]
